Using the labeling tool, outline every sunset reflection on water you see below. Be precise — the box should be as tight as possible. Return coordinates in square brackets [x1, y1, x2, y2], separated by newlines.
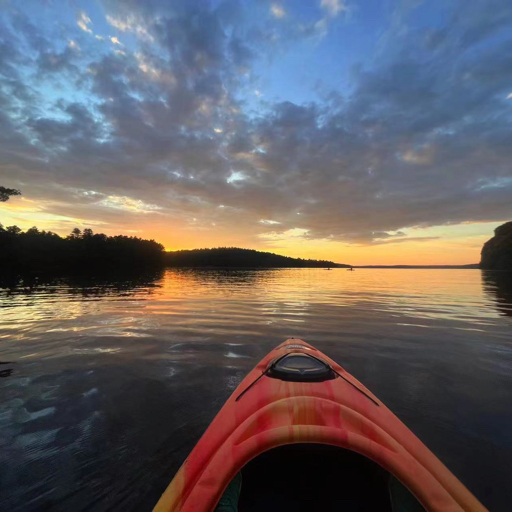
[0, 269, 511, 511]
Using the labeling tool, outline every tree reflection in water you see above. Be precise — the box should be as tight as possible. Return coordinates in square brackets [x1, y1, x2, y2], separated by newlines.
[482, 271, 512, 317]
[0, 269, 165, 299]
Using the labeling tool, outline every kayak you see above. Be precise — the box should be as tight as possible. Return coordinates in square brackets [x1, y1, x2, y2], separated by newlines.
[154, 339, 486, 511]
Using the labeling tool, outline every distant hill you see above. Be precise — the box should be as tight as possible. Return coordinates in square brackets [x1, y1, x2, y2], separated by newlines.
[165, 248, 349, 268]
[481, 221, 512, 270]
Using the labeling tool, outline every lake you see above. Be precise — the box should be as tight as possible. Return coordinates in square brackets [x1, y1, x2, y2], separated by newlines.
[1, 268, 511, 511]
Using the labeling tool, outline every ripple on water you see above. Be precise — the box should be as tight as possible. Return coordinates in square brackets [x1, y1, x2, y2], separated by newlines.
[0, 269, 511, 511]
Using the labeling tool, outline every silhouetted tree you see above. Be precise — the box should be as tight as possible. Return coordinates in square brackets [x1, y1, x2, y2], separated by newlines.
[0, 186, 21, 202]
[69, 228, 82, 239]
[6, 225, 22, 235]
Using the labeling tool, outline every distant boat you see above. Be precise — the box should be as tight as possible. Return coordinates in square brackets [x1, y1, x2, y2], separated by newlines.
[325, 268, 332, 270]
[347, 267, 354, 271]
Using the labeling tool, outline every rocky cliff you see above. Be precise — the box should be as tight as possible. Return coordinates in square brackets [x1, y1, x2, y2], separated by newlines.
[480, 221, 512, 270]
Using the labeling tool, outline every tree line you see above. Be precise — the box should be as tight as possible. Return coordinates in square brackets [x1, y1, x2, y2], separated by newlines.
[1, 187, 343, 272]
[0, 225, 165, 274]
[165, 247, 340, 268]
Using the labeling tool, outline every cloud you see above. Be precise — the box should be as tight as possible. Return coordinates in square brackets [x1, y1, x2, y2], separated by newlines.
[36, 47, 79, 75]
[270, 4, 286, 19]
[98, 195, 162, 213]
[77, 11, 93, 34]
[399, 146, 434, 165]
[361, 236, 441, 246]
[106, 13, 154, 41]
[320, 0, 347, 18]
[134, 52, 176, 85]
[259, 228, 309, 241]
[1, 0, 512, 248]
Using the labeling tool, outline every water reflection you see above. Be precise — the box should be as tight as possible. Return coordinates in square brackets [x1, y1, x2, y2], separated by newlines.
[0, 269, 164, 299]
[482, 270, 512, 317]
[0, 269, 511, 511]
[170, 268, 273, 285]
[0, 364, 13, 378]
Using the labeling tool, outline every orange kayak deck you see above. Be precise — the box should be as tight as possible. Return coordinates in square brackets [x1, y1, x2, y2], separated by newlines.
[154, 339, 486, 512]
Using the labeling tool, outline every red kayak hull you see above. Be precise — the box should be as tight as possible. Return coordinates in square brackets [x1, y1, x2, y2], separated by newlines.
[154, 339, 486, 511]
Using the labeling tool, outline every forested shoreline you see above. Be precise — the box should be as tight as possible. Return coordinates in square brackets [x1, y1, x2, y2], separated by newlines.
[165, 248, 342, 268]
[0, 225, 344, 275]
[0, 226, 164, 274]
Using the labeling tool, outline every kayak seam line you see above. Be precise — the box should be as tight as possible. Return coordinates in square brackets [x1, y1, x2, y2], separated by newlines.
[235, 371, 267, 401]
[331, 368, 380, 406]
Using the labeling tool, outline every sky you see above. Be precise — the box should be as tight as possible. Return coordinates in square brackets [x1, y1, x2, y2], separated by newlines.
[0, 0, 511, 265]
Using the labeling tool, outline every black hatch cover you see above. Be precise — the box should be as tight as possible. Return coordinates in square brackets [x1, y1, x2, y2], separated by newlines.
[267, 353, 336, 382]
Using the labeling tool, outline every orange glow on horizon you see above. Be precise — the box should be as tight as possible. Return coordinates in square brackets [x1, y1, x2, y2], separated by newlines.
[0, 200, 501, 265]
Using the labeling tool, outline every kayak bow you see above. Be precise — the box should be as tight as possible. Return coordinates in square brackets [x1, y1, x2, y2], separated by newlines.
[154, 339, 486, 512]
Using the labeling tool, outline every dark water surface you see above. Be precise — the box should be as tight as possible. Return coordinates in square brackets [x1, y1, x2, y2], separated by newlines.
[1, 269, 511, 511]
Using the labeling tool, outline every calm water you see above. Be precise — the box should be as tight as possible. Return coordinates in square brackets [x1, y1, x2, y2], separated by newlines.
[1, 269, 511, 511]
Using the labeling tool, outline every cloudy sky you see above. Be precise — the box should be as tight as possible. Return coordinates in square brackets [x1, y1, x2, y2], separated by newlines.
[1, 0, 511, 264]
